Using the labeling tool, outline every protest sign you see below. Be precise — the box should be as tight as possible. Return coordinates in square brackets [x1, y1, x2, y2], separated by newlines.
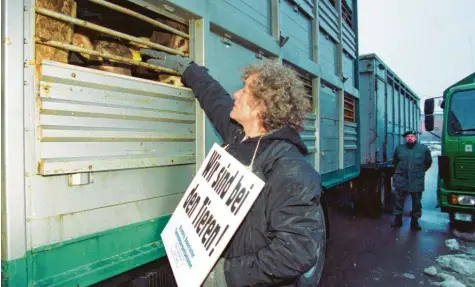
[161, 143, 265, 287]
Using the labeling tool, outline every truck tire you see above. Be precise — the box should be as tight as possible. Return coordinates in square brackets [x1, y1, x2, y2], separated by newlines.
[354, 171, 389, 218]
[126, 262, 177, 287]
[378, 172, 393, 213]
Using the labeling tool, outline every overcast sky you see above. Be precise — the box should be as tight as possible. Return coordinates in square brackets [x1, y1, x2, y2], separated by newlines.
[358, 0, 475, 112]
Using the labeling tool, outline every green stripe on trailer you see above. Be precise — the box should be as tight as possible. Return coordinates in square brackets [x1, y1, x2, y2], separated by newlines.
[2, 214, 171, 287]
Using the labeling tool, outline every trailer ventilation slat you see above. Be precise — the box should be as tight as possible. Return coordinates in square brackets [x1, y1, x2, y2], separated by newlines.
[341, 0, 353, 29]
[283, 61, 313, 112]
[344, 93, 356, 122]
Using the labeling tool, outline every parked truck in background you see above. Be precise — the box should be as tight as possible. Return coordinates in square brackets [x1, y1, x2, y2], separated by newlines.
[355, 54, 421, 215]
[2, 0, 364, 286]
[425, 72, 475, 224]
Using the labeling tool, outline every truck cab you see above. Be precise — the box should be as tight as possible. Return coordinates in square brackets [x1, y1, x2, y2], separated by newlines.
[425, 73, 475, 223]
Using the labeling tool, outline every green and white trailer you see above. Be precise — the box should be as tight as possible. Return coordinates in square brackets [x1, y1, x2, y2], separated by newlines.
[1, 0, 359, 286]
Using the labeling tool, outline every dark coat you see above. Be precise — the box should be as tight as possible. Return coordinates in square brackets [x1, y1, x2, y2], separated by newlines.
[182, 63, 324, 287]
[392, 142, 432, 192]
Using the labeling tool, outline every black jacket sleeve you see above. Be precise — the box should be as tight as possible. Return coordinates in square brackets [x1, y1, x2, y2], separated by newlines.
[224, 158, 324, 286]
[181, 62, 239, 141]
[424, 146, 433, 171]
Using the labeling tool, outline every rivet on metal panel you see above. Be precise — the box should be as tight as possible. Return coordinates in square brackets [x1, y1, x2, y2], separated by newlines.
[24, 81, 28, 86]
[293, 5, 299, 12]
[71, 73, 76, 78]
[88, 165, 93, 170]
[24, 5, 28, 11]
[24, 38, 28, 44]
[68, 173, 91, 186]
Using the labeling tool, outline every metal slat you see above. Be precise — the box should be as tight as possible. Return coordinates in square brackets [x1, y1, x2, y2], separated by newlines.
[39, 100, 195, 124]
[38, 154, 196, 175]
[35, 7, 186, 57]
[454, 157, 475, 179]
[40, 128, 195, 142]
[39, 82, 195, 115]
[88, 0, 189, 39]
[40, 61, 193, 101]
[36, 38, 179, 75]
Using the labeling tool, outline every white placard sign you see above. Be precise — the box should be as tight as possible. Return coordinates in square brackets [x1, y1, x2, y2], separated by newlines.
[161, 143, 265, 287]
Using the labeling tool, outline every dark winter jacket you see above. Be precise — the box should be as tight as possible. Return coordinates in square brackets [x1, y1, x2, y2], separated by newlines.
[182, 63, 325, 287]
[393, 142, 432, 192]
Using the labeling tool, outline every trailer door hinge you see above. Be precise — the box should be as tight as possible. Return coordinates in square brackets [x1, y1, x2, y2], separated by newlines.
[220, 34, 232, 47]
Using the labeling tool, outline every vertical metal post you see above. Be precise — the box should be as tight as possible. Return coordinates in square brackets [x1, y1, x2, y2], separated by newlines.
[1, 0, 28, 268]
[336, 0, 345, 170]
[312, 0, 320, 172]
[24, 0, 36, 254]
[0, 0, 3, 264]
[191, 18, 207, 171]
[271, 0, 280, 41]
[271, 0, 282, 63]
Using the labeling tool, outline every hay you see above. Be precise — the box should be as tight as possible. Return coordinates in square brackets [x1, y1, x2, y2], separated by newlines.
[35, 0, 76, 65]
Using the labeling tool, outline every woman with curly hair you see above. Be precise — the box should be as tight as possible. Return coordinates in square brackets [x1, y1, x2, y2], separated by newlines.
[141, 49, 325, 287]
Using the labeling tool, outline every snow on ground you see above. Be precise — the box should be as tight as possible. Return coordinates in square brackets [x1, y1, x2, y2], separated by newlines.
[436, 254, 475, 276]
[425, 237, 475, 287]
[431, 150, 442, 157]
[402, 273, 416, 280]
[445, 239, 460, 251]
[424, 142, 442, 157]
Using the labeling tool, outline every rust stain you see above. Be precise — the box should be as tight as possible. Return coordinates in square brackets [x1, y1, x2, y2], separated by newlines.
[37, 160, 44, 174]
[36, 97, 43, 111]
[2, 37, 12, 45]
[35, 63, 42, 80]
[42, 84, 51, 96]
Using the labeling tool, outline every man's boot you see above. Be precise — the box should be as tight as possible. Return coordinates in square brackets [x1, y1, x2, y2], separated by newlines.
[391, 215, 402, 228]
[411, 218, 421, 231]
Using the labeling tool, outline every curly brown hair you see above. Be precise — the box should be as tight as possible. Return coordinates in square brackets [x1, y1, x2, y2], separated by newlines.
[242, 61, 311, 132]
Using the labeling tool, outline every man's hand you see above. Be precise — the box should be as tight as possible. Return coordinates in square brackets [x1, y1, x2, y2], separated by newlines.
[139, 48, 192, 75]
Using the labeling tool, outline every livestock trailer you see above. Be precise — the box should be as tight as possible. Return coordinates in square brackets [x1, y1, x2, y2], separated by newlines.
[1, 0, 359, 286]
[356, 53, 421, 213]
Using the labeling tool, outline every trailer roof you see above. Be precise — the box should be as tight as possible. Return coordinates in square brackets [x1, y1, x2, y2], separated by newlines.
[359, 53, 421, 102]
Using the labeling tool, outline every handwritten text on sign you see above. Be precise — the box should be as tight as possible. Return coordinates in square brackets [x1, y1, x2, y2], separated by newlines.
[161, 143, 265, 287]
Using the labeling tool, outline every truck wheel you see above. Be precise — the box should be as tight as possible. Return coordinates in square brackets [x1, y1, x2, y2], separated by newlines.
[380, 172, 393, 213]
[297, 204, 326, 286]
[370, 172, 386, 218]
[378, 174, 385, 210]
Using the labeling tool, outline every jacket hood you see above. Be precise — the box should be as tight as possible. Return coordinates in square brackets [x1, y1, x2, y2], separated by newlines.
[247, 126, 308, 155]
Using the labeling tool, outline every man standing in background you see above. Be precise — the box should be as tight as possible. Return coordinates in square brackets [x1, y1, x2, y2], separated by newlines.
[391, 130, 432, 231]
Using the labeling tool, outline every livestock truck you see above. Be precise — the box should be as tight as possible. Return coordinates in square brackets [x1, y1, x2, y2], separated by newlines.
[424, 72, 475, 224]
[2, 0, 361, 286]
[355, 54, 421, 215]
